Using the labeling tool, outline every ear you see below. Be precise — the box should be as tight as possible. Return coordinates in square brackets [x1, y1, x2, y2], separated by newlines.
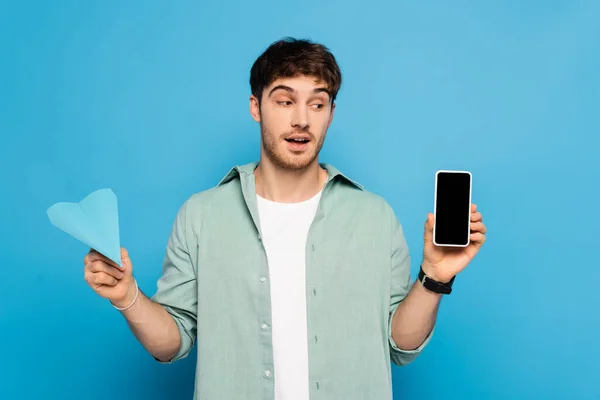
[249, 95, 261, 122]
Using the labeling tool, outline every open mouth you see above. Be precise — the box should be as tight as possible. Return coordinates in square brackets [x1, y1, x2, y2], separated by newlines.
[284, 138, 311, 144]
[284, 136, 311, 151]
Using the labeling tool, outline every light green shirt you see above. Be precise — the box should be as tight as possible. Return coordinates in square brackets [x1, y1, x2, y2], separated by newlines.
[151, 162, 431, 400]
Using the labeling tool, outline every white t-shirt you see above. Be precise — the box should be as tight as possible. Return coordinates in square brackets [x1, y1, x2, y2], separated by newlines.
[256, 189, 323, 400]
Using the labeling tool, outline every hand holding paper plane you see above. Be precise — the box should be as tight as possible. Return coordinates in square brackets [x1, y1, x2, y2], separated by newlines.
[47, 188, 122, 267]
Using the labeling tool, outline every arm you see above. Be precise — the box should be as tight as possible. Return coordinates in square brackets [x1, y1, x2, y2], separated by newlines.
[112, 284, 182, 362]
[149, 199, 198, 363]
[386, 208, 435, 366]
[388, 204, 487, 360]
[84, 200, 198, 363]
[126, 198, 199, 363]
[85, 247, 184, 361]
[84, 244, 192, 362]
[124, 198, 198, 362]
[391, 279, 441, 351]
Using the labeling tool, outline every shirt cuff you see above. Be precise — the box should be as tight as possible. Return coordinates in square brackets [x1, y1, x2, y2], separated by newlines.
[153, 305, 195, 364]
[388, 306, 433, 366]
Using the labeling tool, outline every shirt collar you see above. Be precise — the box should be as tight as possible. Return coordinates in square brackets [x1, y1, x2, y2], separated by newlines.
[216, 161, 364, 190]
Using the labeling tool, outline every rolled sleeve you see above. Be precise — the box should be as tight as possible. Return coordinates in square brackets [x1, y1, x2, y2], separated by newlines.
[388, 304, 434, 365]
[151, 200, 198, 363]
[387, 207, 432, 366]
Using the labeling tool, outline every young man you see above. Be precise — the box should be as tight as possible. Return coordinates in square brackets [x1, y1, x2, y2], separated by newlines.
[83, 37, 486, 399]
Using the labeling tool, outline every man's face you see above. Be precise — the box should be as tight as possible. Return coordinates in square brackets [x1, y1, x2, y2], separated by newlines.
[250, 75, 335, 171]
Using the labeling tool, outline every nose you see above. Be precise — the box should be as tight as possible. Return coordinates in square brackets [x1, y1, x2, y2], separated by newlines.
[291, 103, 309, 130]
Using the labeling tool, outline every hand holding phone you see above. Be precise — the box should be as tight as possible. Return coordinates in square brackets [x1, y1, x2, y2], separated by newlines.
[420, 170, 486, 285]
[433, 170, 472, 247]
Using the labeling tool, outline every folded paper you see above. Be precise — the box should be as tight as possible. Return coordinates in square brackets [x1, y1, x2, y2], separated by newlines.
[47, 188, 122, 267]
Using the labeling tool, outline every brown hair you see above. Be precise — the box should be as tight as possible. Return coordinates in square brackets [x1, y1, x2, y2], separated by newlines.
[249, 37, 342, 104]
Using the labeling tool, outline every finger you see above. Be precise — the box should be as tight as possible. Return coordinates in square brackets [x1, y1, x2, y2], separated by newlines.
[424, 213, 434, 243]
[470, 211, 482, 222]
[86, 249, 108, 263]
[471, 203, 477, 213]
[83, 248, 98, 265]
[470, 222, 487, 234]
[470, 232, 486, 245]
[84, 269, 93, 285]
[89, 260, 124, 279]
[89, 271, 119, 287]
[120, 247, 132, 273]
[86, 250, 121, 269]
[84, 269, 118, 289]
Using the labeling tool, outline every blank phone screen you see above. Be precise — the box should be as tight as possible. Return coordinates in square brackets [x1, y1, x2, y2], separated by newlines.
[434, 172, 471, 246]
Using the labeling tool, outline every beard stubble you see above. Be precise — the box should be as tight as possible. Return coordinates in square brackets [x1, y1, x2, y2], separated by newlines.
[260, 122, 326, 171]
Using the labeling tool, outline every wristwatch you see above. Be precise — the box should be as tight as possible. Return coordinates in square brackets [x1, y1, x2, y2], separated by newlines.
[418, 265, 456, 295]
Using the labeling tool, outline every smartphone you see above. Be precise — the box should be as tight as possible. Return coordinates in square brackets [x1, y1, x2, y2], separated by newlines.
[433, 170, 472, 247]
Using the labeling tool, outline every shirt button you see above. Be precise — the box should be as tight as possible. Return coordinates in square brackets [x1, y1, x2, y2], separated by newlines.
[260, 276, 267, 283]
[261, 323, 268, 330]
[264, 370, 271, 378]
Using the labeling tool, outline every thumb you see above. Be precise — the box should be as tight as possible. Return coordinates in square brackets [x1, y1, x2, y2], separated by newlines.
[120, 247, 133, 275]
[424, 213, 434, 243]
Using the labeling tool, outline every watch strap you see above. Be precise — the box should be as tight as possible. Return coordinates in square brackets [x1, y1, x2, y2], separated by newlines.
[418, 265, 455, 295]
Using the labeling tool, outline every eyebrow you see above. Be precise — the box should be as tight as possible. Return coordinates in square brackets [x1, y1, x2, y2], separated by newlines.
[268, 85, 331, 99]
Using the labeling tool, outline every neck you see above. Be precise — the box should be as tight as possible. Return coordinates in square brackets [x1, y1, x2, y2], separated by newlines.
[254, 159, 328, 203]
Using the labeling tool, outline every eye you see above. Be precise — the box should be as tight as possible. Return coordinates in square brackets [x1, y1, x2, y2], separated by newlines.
[277, 100, 292, 106]
[311, 103, 324, 110]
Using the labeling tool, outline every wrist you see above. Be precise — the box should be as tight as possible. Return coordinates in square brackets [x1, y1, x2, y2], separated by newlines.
[111, 279, 138, 309]
[418, 264, 456, 295]
[420, 263, 452, 284]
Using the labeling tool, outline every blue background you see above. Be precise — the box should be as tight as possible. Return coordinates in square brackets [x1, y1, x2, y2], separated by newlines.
[1, 1, 599, 399]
